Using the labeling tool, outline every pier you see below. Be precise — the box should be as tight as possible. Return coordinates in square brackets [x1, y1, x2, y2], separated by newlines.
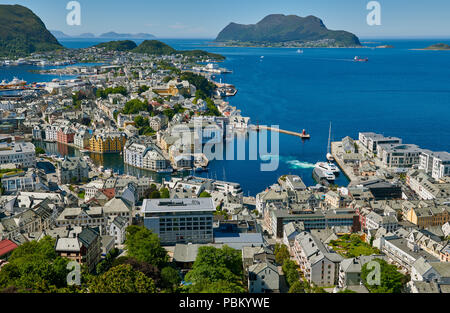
[251, 125, 310, 139]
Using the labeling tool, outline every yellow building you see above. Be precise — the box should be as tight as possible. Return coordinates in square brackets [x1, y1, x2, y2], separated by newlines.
[405, 205, 450, 228]
[89, 132, 127, 154]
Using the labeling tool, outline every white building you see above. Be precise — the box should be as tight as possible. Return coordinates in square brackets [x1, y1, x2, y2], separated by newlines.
[45, 125, 59, 142]
[377, 143, 422, 168]
[419, 150, 450, 180]
[142, 198, 215, 244]
[292, 231, 343, 286]
[109, 215, 129, 246]
[0, 142, 36, 168]
[358, 132, 402, 153]
[124, 141, 169, 171]
[365, 211, 398, 233]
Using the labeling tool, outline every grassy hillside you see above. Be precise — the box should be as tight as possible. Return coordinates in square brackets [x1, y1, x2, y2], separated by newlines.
[424, 43, 450, 50]
[132, 40, 225, 60]
[216, 14, 360, 47]
[95, 40, 138, 51]
[0, 4, 62, 57]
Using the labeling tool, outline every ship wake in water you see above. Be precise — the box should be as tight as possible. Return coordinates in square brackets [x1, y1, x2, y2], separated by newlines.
[260, 155, 315, 169]
[285, 159, 316, 169]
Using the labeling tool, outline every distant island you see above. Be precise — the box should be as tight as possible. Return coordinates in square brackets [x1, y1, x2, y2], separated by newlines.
[95, 39, 225, 60]
[99, 32, 156, 39]
[51, 30, 156, 40]
[95, 40, 138, 51]
[418, 43, 450, 51]
[215, 14, 361, 48]
[0, 5, 62, 57]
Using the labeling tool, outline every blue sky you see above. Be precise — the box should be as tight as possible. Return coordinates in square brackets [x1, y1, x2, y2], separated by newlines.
[3, 0, 450, 38]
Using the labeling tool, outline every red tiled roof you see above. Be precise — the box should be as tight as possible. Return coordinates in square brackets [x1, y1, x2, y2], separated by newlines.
[101, 188, 115, 199]
[0, 239, 18, 257]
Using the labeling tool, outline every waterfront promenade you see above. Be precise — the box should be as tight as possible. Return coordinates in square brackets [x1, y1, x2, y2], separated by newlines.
[251, 125, 310, 139]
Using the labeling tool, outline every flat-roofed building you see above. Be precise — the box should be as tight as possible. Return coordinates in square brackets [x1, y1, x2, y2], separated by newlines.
[419, 150, 450, 180]
[0, 142, 35, 168]
[358, 132, 402, 153]
[142, 198, 215, 245]
[377, 143, 422, 168]
[285, 175, 307, 191]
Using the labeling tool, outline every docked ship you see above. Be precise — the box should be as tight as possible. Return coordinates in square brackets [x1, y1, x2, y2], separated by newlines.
[315, 161, 340, 174]
[0, 77, 27, 90]
[354, 56, 368, 62]
[312, 167, 335, 184]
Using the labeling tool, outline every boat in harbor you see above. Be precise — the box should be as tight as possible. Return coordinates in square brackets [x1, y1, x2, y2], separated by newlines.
[0, 77, 27, 90]
[354, 56, 368, 62]
[313, 166, 335, 182]
[315, 161, 340, 174]
[297, 49, 303, 54]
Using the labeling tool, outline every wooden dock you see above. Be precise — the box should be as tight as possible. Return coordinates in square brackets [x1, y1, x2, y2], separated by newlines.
[251, 125, 310, 139]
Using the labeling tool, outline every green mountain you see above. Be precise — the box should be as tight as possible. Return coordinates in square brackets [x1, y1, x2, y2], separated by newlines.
[133, 40, 176, 55]
[99, 32, 155, 39]
[216, 14, 361, 47]
[0, 4, 62, 57]
[424, 43, 450, 50]
[95, 40, 138, 51]
[132, 40, 225, 60]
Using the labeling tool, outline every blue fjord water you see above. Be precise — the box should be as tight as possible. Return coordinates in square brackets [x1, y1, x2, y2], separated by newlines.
[4, 39, 450, 195]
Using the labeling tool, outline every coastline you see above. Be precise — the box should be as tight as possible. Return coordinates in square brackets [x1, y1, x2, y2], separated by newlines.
[410, 48, 450, 51]
[209, 44, 368, 49]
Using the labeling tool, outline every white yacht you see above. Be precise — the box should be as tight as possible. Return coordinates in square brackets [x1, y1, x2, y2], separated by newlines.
[315, 162, 340, 174]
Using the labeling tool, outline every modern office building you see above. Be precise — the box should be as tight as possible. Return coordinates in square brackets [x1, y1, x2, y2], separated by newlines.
[419, 150, 450, 180]
[377, 143, 422, 168]
[358, 132, 402, 153]
[142, 198, 215, 245]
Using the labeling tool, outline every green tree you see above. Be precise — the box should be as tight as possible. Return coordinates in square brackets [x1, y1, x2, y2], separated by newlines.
[123, 99, 149, 114]
[199, 191, 211, 198]
[0, 236, 70, 292]
[180, 72, 216, 98]
[160, 187, 170, 198]
[125, 225, 168, 268]
[361, 258, 408, 293]
[138, 85, 150, 94]
[35, 147, 45, 155]
[274, 243, 290, 265]
[184, 246, 244, 293]
[187, 279, 245, 293]
[288, 280, 306, 293]
[89, 264, 156, 293]
[282, 259, 300, 287]
[150, 190, 161, 199]
[161, 266, 181, 291]
[111, 256, 161, 287]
